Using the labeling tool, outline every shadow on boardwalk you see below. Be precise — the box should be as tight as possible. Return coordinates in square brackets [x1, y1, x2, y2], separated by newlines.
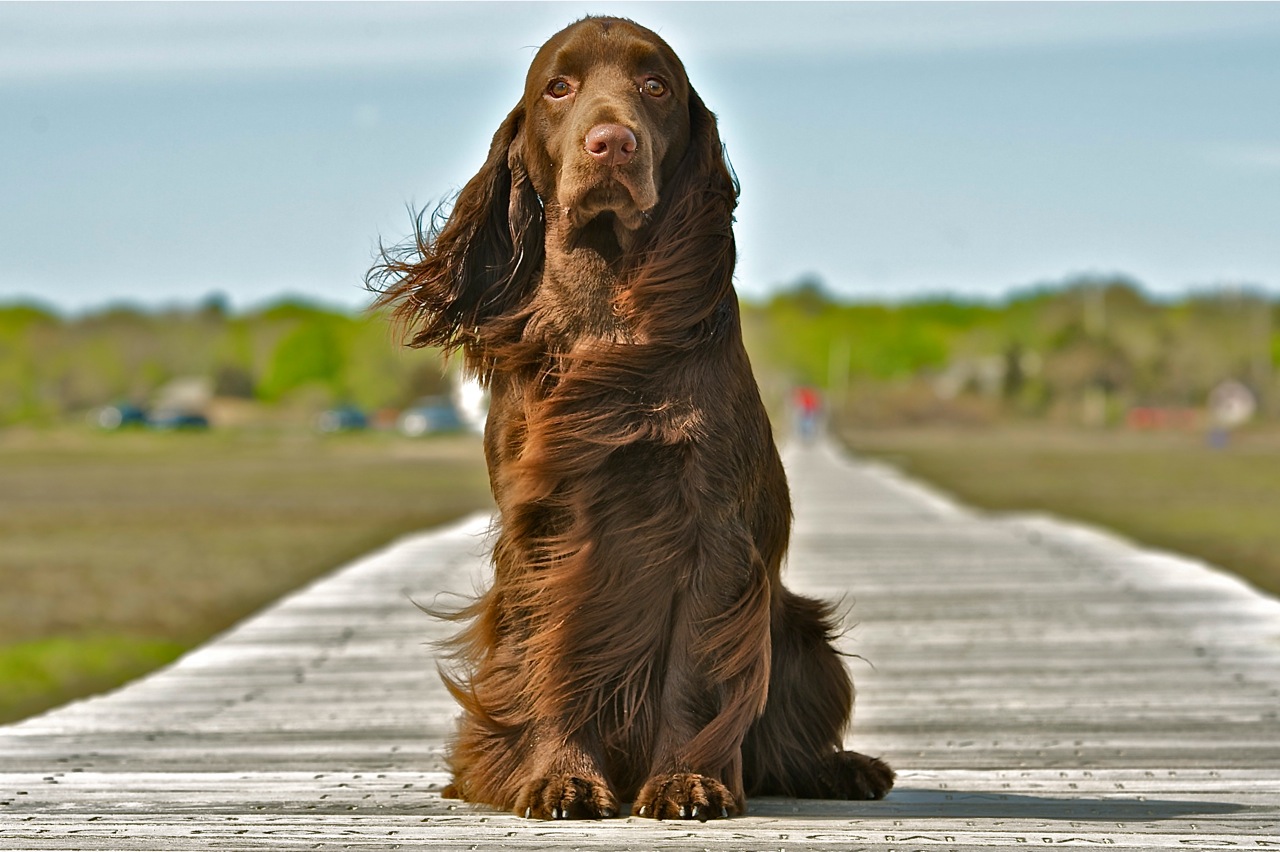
[751, 788, 1248, 821]
[1, 439, 1277, 849]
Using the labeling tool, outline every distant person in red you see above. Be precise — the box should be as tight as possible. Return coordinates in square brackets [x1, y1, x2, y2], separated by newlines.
[794, 386, 822, 442]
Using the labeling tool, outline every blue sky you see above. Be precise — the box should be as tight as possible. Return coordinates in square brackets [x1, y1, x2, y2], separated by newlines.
[3, 1, 1280, 313]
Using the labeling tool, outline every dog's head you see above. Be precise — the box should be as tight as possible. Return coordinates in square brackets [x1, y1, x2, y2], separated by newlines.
[372, 16, 739, 368]
[518, 17, 692, 235]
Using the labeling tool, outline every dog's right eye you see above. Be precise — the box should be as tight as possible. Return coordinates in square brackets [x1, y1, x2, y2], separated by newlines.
[546, 79, 573, 99]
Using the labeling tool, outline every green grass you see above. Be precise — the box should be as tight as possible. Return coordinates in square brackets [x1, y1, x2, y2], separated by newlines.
[0, 427, 493, 724]
[838, 424, 1280, 599]
[0, 635, 186, 723]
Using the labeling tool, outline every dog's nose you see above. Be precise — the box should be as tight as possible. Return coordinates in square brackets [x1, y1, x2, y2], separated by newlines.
[584, 124, 637, 166]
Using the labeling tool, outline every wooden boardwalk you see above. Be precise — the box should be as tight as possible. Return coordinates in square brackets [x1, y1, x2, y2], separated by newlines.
[2, 439, 1278, 850]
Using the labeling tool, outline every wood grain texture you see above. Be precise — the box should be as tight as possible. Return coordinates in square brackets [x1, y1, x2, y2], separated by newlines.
[2, 439, 1278, 849]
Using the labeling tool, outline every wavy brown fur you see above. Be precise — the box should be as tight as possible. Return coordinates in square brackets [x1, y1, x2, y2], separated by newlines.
[368, 16, 893, 820]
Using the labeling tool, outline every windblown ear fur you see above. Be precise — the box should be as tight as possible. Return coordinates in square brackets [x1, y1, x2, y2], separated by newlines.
[618, 88, 740, 347]
[368, 105, 545, 376]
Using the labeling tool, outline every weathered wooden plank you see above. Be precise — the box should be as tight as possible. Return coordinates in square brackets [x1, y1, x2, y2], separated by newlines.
[1, 440, 1278, 850]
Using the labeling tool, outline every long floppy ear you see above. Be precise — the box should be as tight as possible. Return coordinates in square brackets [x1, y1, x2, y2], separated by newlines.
[618, 88, 740, 346]
[369, 104, 544, 371]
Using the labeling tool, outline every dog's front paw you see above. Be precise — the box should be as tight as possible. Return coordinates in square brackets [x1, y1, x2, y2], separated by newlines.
[514, 773, 619, 820]
[823, 751, 895, 800]
[634, 772, 737, 821]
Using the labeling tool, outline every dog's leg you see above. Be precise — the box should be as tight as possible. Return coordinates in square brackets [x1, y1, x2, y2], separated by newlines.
[741, 590, 895, 800]
[512, 724, 619, 820]
[444, 668, 619, 819]
[632, 611, 743, 821]
[439, 576, 621, 820]
[633, 540, 773, 821]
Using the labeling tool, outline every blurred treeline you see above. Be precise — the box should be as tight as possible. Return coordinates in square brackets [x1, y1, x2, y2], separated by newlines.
[745, 276, 1279, 428]
[0, 295, 451, 427]
[2, 276, 1277, 428]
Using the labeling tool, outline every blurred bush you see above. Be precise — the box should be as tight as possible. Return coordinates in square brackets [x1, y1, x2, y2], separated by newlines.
[1, 274, 1275, 430]
[745, 275, 1278, 429]
[0, 297, 451, 427]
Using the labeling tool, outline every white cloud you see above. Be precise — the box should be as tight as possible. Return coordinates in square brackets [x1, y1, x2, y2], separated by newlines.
[1212, 144, 1280, 172]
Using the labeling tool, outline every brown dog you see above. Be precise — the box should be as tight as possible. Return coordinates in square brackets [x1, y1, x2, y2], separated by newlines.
[371, 16, 893, 820]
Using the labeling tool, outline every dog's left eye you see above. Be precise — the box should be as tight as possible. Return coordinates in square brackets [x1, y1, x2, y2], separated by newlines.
[641, 77, 667, 98]
[547, 79, 573, 99]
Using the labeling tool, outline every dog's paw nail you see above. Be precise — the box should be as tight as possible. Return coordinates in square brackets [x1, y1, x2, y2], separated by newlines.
[552, 806, 562, 819]
[602, 808, 617, 819]
[524, 807, 532, 818]
[680, 805, 689, 818]
[721, 806, 729, 818]
[638, 805, 647, 816]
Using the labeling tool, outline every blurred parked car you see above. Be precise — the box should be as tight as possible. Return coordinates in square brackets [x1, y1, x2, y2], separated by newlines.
[147, 409, 210, 430]
[316, 405, 368, 433]
[398, 396, 464, 437]
[91, 403, 148, 430]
